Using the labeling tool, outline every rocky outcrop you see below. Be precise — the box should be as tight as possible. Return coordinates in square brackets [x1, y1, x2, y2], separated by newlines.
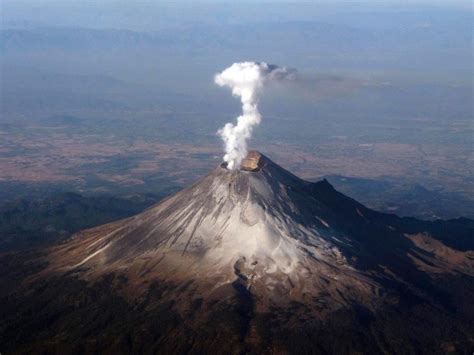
[240, 150, 265, 171]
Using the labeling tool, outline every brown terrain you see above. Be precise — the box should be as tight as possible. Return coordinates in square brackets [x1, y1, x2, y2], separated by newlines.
[1, 122, 472, 196]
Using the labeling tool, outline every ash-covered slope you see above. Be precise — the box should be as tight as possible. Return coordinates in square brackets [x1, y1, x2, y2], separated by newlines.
[1, 151, 473, 354]
[47, 151, 391, 309]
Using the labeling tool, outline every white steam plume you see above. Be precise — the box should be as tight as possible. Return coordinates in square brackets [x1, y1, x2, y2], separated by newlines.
[215, 61, 295, 170]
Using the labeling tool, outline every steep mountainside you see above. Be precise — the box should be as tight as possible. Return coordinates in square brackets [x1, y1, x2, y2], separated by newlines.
[1, 152, 473, 354]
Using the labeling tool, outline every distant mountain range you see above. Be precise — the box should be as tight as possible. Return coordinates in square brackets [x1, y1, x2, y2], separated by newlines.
[1, 20, 470, 76]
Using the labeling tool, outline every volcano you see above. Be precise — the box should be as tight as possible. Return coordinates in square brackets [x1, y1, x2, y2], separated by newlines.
[1, 151, 473, 354]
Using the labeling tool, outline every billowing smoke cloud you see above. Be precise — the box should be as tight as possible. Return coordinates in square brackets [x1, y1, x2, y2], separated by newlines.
[215, 61, 295, 170]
